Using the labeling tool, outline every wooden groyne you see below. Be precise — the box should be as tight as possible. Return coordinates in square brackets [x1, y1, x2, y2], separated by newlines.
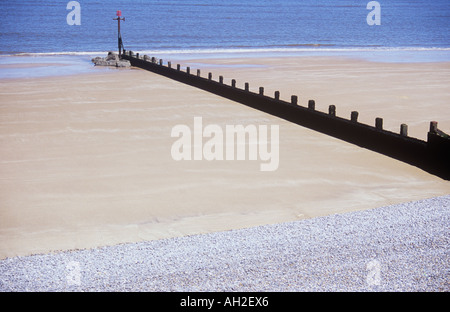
[121, 51, 450, 180]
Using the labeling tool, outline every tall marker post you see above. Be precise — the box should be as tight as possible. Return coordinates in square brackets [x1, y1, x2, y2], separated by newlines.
[113, 10, 125, 57]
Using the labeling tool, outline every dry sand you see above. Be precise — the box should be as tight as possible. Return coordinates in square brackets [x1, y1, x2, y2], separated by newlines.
[0, 55, 449, 259]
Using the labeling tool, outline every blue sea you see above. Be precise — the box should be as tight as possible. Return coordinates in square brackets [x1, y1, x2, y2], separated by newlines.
[0, 0, 449, 76]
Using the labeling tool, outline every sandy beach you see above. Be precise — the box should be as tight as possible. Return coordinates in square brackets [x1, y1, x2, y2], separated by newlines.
[0, 55, 449, 260]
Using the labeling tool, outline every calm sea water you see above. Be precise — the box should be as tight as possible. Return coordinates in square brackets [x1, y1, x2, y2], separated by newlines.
[0, 0, 449, 56]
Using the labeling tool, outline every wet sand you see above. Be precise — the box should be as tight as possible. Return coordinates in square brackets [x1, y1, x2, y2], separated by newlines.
[0, 55, 449, 259]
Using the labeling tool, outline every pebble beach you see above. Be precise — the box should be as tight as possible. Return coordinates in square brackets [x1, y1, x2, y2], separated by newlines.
[1, 195, 448, 292]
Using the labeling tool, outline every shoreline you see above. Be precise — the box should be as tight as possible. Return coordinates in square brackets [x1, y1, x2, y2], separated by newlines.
[3, 46, 450, 61]
[0, 53, 449, 260]
[1, 48, 450, 79]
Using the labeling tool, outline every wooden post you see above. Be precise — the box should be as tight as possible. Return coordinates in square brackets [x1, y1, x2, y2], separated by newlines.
[232, 79, 236, 88]
[259, 87, 264, 95]
[245, 83, 249, 91]
[291, 95, 298, 105]
[329, 105, 336, 116]
[375, 117, 383, 130]
[430, 121, 438, 134]
[400, 124, 408, 136]
[351, 111, 359, 122]
[308, 100, 315, 110]
[274, 91, 280, 100]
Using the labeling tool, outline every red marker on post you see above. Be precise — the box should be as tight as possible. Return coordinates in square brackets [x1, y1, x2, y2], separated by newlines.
[113, 10, 125, 57]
